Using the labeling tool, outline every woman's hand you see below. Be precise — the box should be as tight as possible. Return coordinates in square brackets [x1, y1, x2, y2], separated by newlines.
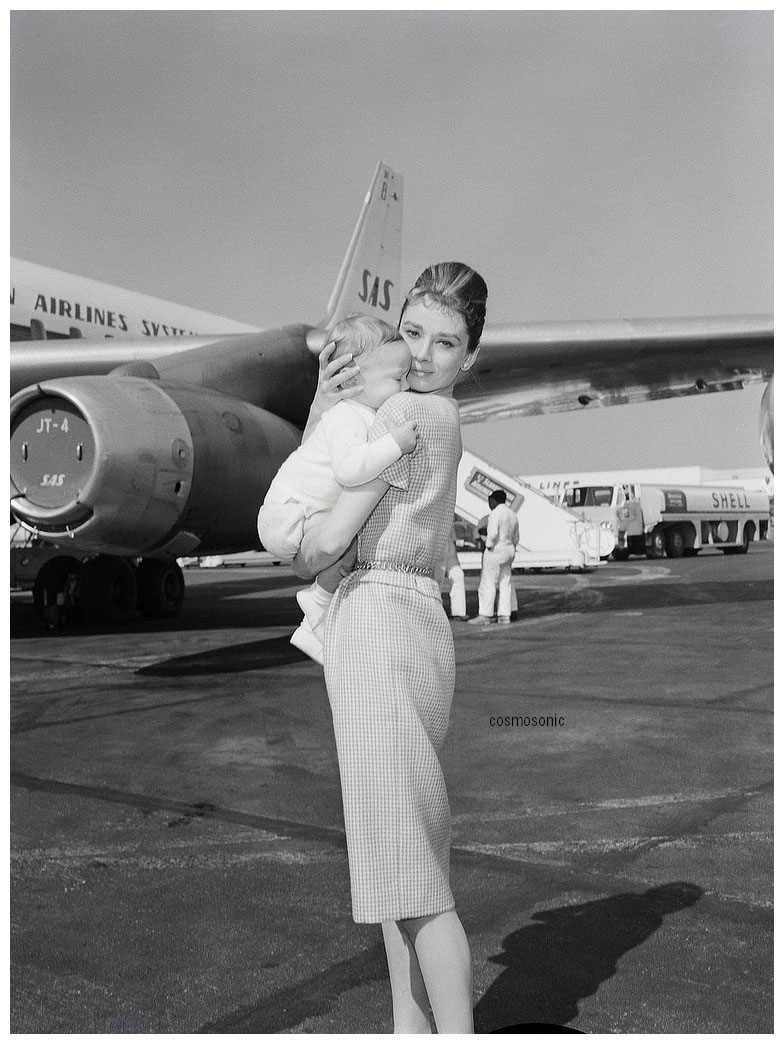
[318, 339, 363, 405]
[303, 340, 363, 440]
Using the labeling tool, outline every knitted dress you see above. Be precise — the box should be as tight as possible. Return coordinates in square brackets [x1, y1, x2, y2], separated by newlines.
[323, 391, 462, 923]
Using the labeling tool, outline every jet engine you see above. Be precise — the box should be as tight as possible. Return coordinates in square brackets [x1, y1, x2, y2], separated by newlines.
[10, 375, 303, 557]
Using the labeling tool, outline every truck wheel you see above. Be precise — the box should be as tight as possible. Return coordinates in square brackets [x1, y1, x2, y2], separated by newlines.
[33, 556, 82, 628]
[137, 559, 185, 618]
[665, 525, 685, 558]
[646, 526, 666, 559]
[611, 548, 630, 561]
[724, 522, 754, 555]
[742, 521, 754, 552]
[80, 555, 137, 624]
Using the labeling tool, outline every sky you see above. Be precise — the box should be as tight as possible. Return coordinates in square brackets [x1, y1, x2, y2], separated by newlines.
[10, 9, 772, 475]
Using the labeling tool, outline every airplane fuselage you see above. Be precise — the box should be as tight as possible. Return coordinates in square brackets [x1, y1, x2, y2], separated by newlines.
[11, 258, 262, 342]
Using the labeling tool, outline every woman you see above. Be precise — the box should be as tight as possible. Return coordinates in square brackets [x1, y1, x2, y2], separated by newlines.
[293, 262, 487, 1033]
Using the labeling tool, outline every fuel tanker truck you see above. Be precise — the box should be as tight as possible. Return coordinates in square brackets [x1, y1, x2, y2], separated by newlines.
[559, 482, 770, 559]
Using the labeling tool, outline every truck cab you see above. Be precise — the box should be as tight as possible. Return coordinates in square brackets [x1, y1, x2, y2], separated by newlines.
[562, 483, 641, 558]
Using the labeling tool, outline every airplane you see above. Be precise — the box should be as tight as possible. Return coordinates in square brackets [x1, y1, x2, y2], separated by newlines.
[10, 162, 774, 626]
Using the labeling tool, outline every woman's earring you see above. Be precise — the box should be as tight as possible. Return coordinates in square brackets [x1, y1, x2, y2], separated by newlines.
[461, 348, 479, 372]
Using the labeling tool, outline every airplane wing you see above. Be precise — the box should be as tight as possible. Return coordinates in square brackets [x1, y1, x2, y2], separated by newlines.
[13, 313, 773, 416]
[9, 335, 222, 397]
[454, 314, 773, 422]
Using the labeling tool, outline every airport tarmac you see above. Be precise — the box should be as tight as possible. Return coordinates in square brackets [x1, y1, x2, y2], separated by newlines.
[10, 543, 773, 1033]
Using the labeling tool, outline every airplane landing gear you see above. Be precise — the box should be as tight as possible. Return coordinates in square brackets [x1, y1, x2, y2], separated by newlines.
[32, 555, 82, 631]
[137, 559, 185, 617]
[29, 554, 185, 628]
[80, 555, 137, 624]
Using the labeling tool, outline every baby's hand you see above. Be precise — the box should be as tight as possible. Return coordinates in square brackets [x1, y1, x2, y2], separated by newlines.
[389, 419, 418, 455]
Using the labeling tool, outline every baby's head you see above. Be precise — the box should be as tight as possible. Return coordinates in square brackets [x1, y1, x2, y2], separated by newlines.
[328, 314, 411, 409]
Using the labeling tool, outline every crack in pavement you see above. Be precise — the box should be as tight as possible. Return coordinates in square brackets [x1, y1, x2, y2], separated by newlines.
[10, 687, 258, 734]
[199, 942, 389, 1033]
[12, 771, 771, 1032]
[11, 771, 772, 882]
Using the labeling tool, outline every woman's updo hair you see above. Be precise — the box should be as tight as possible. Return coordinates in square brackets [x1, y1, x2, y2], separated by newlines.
[401, 261, 488, 353]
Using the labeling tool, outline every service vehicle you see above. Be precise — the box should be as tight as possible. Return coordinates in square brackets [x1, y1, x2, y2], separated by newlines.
[559, 482, 770, 559]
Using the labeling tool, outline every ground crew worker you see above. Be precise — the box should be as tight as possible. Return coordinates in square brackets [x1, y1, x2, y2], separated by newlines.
[470, 490, 519, 625]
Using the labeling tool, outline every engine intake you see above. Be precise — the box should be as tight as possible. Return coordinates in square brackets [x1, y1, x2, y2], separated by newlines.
[11, 377, 194, 552]
[10, 376, 302, 556]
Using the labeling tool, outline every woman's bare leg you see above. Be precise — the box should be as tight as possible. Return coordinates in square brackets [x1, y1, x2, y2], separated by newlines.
[402, 910, 474, 1033]
[381, 920, 432, 1033]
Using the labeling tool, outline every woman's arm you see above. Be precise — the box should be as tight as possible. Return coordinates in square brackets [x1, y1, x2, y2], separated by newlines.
[302, 341, 364, 441]
[291, 478, 388, 578]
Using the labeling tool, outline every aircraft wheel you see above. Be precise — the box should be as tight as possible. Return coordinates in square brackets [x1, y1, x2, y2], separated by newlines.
[665, 525, 685, 558]
[137, 559, 185, 618]
[33, 556, 82, 628]
[611, 548, 630, 561]
[646, 525, 666, 559]
[80, 555, 137, 624]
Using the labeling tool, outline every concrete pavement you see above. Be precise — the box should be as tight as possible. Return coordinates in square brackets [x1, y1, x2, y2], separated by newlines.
[10, 544, 773, 1032]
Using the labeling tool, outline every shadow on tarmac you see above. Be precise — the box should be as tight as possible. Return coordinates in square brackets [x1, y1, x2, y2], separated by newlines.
[9, 572, 305, 639]
[124, 578, 771, 677]
[12, 570, 773, 642]
[198, 884, 705, 1033]
[136, 634, 310, 675]
[510, 579, 772, 622]
[473, 883, 704, 1033]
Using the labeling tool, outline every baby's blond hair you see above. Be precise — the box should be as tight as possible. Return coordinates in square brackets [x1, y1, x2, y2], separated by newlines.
[327, 314, 401, 366]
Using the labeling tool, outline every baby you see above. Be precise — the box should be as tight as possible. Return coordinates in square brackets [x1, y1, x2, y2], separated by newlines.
[257, 314, 416, 664]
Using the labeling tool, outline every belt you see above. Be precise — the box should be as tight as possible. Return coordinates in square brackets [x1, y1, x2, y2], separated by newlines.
[355, 559, 435, 578]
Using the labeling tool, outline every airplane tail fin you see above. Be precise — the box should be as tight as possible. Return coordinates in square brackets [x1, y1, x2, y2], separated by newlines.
[322, 161, 403, 331]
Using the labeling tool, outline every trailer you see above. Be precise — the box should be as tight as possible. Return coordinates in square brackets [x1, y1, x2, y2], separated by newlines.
[556, 482, 770, 559]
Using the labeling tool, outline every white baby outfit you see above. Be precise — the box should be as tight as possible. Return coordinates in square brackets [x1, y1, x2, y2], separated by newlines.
[257, 400, 401, 558]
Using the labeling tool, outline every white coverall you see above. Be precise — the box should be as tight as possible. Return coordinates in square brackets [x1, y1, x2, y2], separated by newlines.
[478, 503, 519, 619]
